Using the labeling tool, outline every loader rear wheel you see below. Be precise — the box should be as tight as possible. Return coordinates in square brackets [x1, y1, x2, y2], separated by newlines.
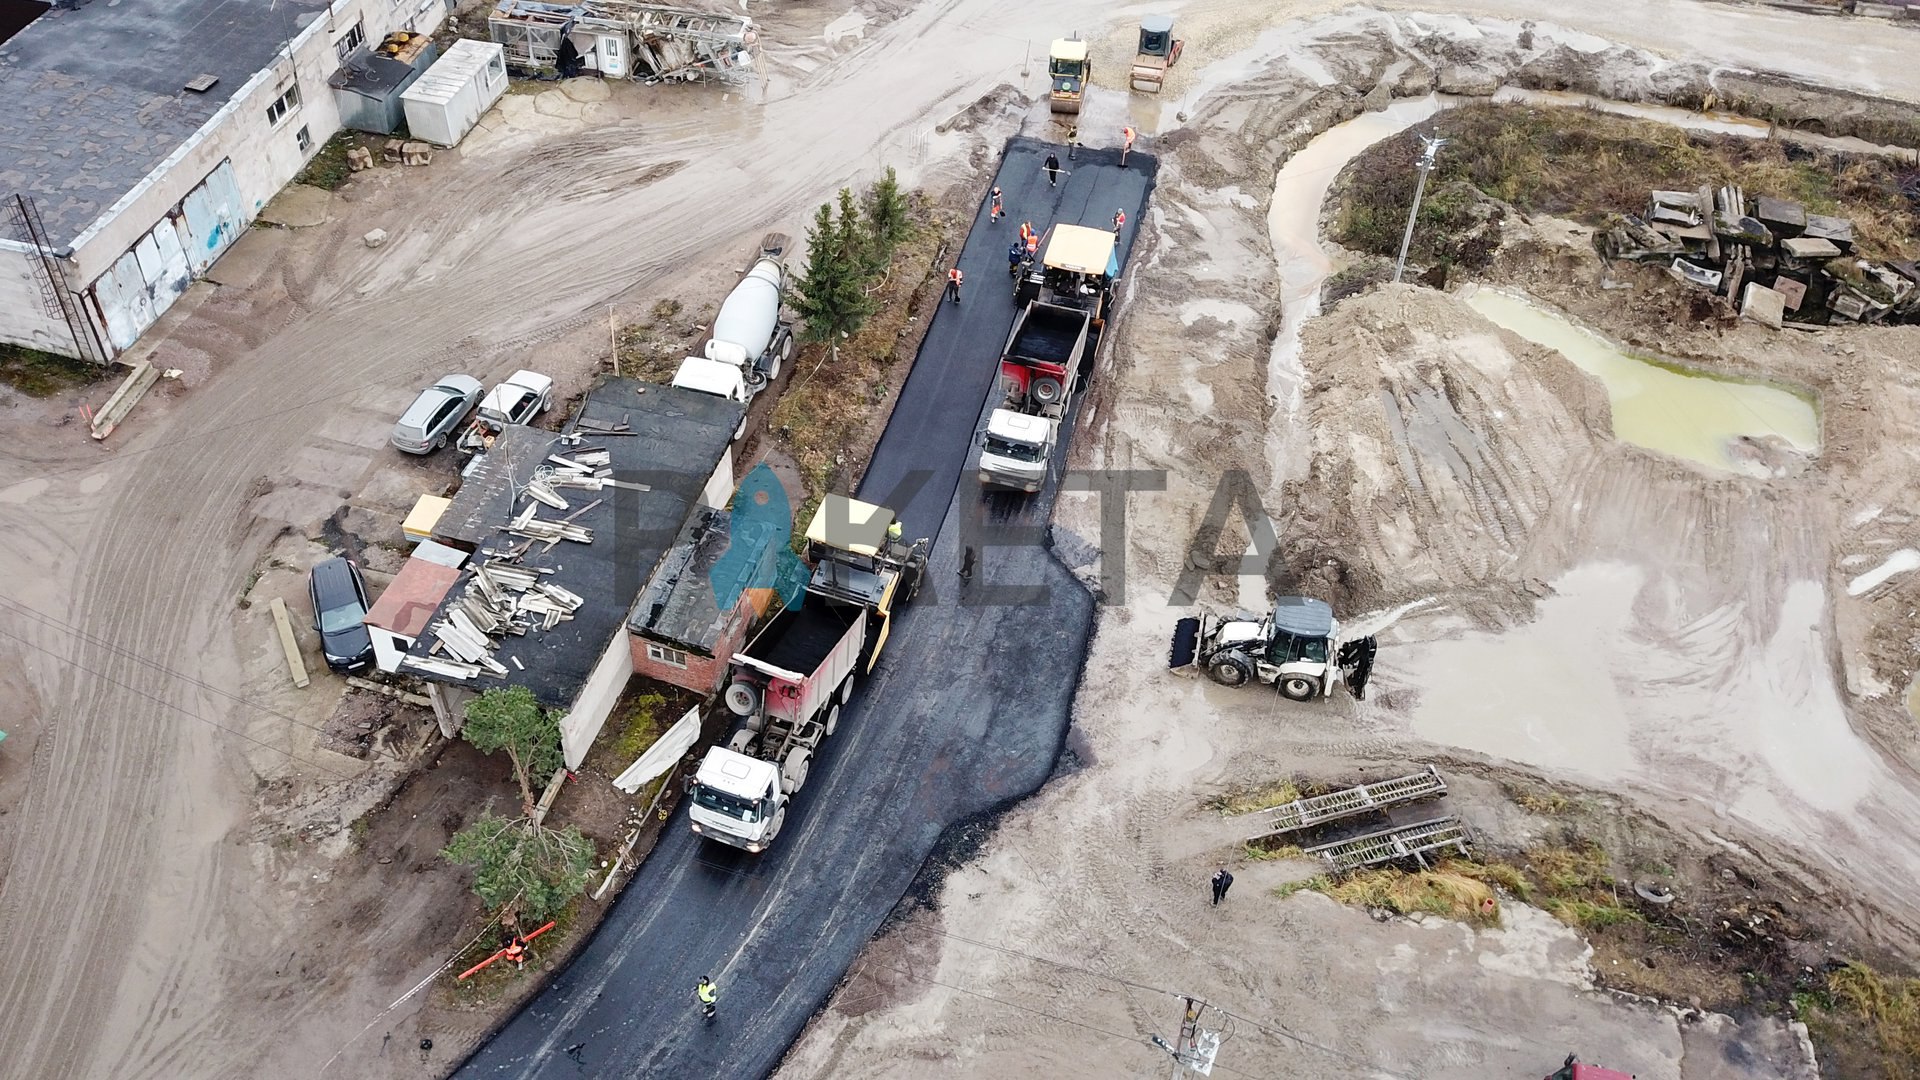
[1278, 674, 1321, 701]
[1169, 618, 1200, 668]
[1206, 653, 1252, 687]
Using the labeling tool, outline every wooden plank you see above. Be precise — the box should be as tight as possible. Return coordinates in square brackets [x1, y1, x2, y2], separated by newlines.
[269, 597, 310, 689]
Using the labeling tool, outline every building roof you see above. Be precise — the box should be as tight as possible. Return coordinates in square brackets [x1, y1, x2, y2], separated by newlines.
[630, 507, 793, 654]
[364, 556, 463, 639]
[408, 379, 744, 708]
[0, 0, 331, 247]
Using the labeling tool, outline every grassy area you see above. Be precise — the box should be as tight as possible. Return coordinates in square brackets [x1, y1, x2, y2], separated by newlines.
[295, 132, 358, 191]
[0, 343, 101, 397]
[771, 193, 955, 524]
[1205, 779, 1302, 816]
[1334, 102, 1920, 275]
[605, 691, 667, 763]
[1278, 841, 1636, 932]
[1799, 963, 1920, 1079]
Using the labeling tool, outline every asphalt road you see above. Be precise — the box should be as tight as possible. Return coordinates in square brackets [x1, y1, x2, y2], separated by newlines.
[452, 139, 1158, 1079]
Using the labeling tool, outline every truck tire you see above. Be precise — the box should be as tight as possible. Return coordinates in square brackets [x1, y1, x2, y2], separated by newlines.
[1031, 376, 1065, 406]
[764, 805, 786, 845]
[1169, 618, 1200, 668]
[1278, 674, 1321, 701]
[824, 703, 841, 736]
[839, 672, 857, 705]
[725, 681, 760, 717]
[1206, 652, 1253, 687]
[780, 749, 811, 794]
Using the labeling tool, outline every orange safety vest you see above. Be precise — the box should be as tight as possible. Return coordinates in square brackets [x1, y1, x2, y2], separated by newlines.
[1026, 235, 1038, 254]
[948, 268, 963, 284]
[1123, 126, 1136, 148]
[1114, 211, 1126, 229]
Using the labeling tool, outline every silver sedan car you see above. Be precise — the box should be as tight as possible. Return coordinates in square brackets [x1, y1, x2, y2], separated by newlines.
[391, 374, 484, 454]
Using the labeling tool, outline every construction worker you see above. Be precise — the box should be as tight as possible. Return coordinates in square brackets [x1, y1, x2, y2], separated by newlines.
[1112, 207, 1127, 237]
[989, 185, 1003, 221]
[1066, 124, 1079, 160]
[887, 520, 904, 544]
[1008, 241, 1025, 278]
[1025, 228, 1039, 258]
[1044, 151, 1061, 188]
[1018, 220, 1034, 250]
[502, 936, 528, 968]
[1121, 125, 1136, 166]
[696, 976, 718, 1020]
[945, 266, 964, 304]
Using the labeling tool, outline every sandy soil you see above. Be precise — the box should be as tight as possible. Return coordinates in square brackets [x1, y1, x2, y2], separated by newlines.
[777, 6, 1920, 1080]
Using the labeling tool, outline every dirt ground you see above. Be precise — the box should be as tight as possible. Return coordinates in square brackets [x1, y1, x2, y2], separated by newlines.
[776, 6, 1920, 1080]
[3, 1, 1920, 1078]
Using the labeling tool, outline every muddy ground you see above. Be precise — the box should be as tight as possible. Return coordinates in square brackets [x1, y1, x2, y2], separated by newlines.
[777, 6, 1920, 1080]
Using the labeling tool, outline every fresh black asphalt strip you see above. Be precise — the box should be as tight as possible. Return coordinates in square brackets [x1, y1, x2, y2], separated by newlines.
[452, 138, 1158, 1079]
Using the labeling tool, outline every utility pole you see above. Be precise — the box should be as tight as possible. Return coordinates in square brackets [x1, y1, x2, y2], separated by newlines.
[1391, 134, 1447, 284]
[1150, 996, 1221, 1077]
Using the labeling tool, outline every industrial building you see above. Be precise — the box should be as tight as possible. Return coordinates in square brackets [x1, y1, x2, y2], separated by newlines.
[0, 0, 451, 362]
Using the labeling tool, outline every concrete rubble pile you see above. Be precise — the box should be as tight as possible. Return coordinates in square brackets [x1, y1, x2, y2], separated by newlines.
[1602, 185, 1920, 328]
[488, 0, 756, 84]
[400, 449, 609, 681]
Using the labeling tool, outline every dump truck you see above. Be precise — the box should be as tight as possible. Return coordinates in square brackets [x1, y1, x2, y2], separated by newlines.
[1129, 15, 1183, 93]
[1169, 596, 1377, 701]
[686, 496, 927, 852]
[671, 234, 794, 431]
[1047, 37, 1090, 113]
[982, 225, 1119, 491]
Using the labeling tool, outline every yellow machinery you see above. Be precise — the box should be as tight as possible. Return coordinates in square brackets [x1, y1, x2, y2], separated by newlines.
[1047, 37, 1089, 114]
[1129, 15, 1184, 93]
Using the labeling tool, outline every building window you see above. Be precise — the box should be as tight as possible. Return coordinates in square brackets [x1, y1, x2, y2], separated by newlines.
[294, 125, 312, 153]
[334, 20, 365, 63]
[646, 642, 688, 669]
[265, 84, 301, 127]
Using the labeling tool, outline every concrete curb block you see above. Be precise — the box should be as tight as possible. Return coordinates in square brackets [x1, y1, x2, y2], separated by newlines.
[89, 360, 160, 441]
[270, 597, 311, 689]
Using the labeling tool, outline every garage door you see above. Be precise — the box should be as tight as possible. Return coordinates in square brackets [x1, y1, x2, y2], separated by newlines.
[89, 160, 244, 352]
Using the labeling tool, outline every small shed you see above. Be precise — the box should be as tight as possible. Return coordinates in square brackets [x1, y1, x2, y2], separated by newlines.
[365, 552, 465, 672]
[329, 44, 439, 135]
[401, 40, 510, 148]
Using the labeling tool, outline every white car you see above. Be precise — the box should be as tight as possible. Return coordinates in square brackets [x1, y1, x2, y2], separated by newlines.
[458, 370, 554, 452]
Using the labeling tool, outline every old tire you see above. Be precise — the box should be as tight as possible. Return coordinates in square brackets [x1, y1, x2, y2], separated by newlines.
[1031, 376, 1065, 406]
[725, 681, 759, 717]
[1206, 652, 1253, 688]
[839, 672, 857, 705]
[1169, 617, 1200, 668]
[780, 749, 812, 794]
[824, 703, 841, 736]
[1278, 674, 1321, 701]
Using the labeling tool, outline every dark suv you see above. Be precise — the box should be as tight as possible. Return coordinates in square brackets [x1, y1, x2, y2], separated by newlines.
[308, 556, 374, 672]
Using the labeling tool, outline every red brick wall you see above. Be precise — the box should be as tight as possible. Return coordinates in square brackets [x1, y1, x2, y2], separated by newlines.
[628, 596, 757, 696]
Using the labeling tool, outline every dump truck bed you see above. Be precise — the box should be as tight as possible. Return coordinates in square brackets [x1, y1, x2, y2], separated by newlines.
[747, 602, 861, 675]
[1006, 302, 1087, 367]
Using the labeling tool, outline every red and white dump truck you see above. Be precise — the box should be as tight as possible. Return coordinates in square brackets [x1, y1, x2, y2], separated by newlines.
[686, 495, 926, 852]
[978, 224, 1119, 492]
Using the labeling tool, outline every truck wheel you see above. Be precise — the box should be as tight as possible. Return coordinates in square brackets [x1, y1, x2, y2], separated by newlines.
[1206, 653, 1253, 687]
[1278, 674, 1321, 701]
[1031, 377, 1065, 405]
[770, 337, 789, 380]
[824, 703, 841, 736]
[780, 750, 811, 794]
[839, 672, 856, 705]
[725, 681, 759, 717]
[764, 805, 786, 844]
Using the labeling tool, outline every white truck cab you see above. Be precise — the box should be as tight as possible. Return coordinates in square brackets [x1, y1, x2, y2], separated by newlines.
[688, 746, 785, 852]
[978, 408, 1055, 492]
[672, 355, 753, 437]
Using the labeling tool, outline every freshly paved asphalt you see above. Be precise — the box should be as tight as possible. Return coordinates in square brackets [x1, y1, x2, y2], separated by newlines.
[453, 138, 1158, 1080]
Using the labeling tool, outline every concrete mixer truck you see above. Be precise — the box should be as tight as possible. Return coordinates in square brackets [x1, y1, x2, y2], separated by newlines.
[671, 234, 795, 434]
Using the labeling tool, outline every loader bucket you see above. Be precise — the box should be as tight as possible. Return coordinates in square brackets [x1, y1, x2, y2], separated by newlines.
[1169, 617, 1200, 669]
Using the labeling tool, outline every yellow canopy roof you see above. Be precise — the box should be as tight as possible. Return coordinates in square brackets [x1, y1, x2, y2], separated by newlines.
[1049, 39, 1088, 62]
[805, 494, 895, 557]
[1043, 224, 1116, 274]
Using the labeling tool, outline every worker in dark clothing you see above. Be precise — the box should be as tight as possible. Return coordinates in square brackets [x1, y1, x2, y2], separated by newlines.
[1210, 868, 1234, 906]
[959, 545, 976, 582]
[696, 976, 718, 1021]
[989, 185, 1003, 221]
[1008, 241, 1026, 277]
[1044, 151, 1061, 188]
[945, 266, 964, 304]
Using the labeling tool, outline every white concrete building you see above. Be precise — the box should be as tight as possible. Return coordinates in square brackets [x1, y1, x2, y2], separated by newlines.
[0, 0, 451, 363]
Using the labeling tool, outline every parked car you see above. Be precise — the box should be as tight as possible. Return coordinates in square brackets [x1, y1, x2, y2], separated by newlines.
[391, 373, 484, 454]
[457, 369, 554, 453]
[308, 556, 374, 672]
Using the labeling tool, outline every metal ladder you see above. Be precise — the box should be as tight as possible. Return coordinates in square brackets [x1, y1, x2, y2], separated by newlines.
[1304, 816, 1472, 872]
[1241, 766, 1446, 842]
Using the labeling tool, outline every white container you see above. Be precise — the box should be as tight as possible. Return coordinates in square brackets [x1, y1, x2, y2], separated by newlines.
[401, 40, 509, 148]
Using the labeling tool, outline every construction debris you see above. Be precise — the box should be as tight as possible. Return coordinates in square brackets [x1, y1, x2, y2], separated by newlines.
[1240, 767, 1449, 842]
[488, 0, 756, 84]
[1603, 182, 1920, 326]
[1304, 817, 1474, 872]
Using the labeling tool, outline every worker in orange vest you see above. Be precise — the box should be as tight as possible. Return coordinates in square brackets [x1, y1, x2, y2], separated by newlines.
[945, 266, 964, 304]
[1018, 221, 1034, 249]
[503, 936, 528, 968]
[1112, 208, 1127, 237]
[1121, 125, 1136, 166]
[989, 186, 1003, 221]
